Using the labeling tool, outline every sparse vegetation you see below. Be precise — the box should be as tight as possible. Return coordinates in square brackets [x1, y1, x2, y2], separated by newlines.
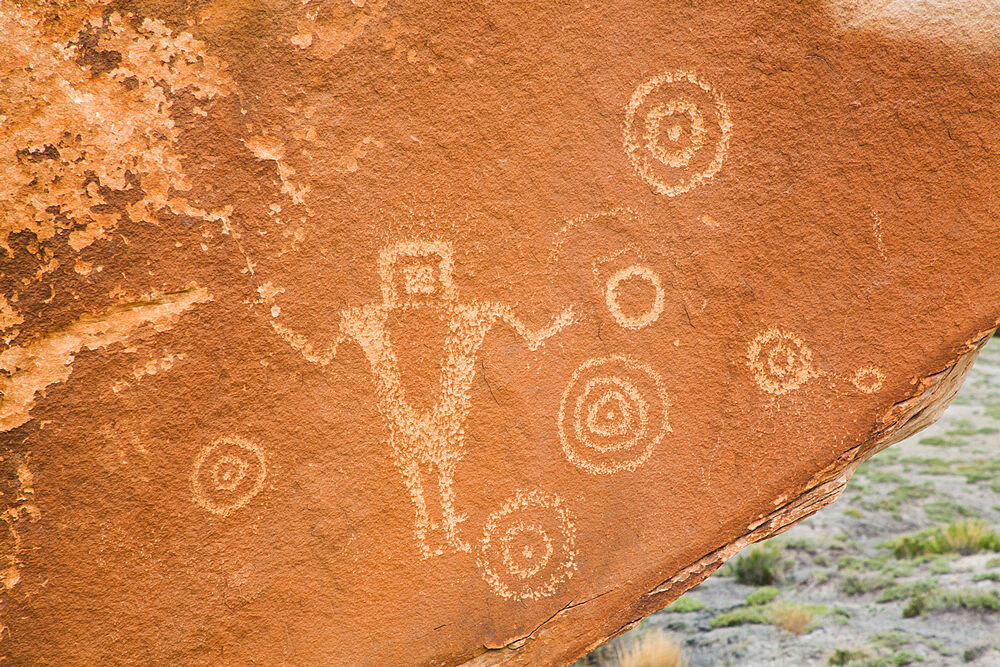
[613, 630, 686, 667]
[770, 602, 814, 635]
[708, 606, 771, 629]
[918, 436, 965, 447]
[709, 600, 824, 634]
[902, 588, 1000, 618]
[923, 499, 977, 523]
[841, 574, 894, 596]
[876, 580, 937, 603]
[730, 544, 788, 586]
[744, 586, 780, 606]
[831, 607, 852, 625]
[962, 645, 990, 662]
[828, 649, 868, 666]
[665, 596, 705, 613]
[881, 520, 1000, 558]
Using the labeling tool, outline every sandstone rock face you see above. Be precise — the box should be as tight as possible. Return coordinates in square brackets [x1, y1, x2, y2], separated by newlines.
[2, 1, 999, 664]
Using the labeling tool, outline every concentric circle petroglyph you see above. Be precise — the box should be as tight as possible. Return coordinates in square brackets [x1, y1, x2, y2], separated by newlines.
[623, 70, 732, 197]
[747, 329, 815, 395]
[191, 436, 267, 517]
[605, 264, 665, 330]
[477, 490, 577, 601]
[851, 365, 885, 394]
[559, 356, 670, 475]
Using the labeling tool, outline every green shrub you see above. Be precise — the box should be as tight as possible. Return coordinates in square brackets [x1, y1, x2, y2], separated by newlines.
[709, 606, 770, 629]
[731, 544, 788, 586]
[709, 600, 825, 633]
[876, 580, 937, 603]
[918, 436, 964, 447]
[831, 607, 852, 625]
[947, 424, 998, 437]
[841, 575, 894, 596]
[867, 471, 905, 484]
[903, 588, 1000, 618]
[962, 645, 990, 662]
[881, 520, 1000, 558]
[923, 500, 977, 523]
[827, 649, 874, 666]
[665, 595, 705, 613]
[889, 484, 934, 502]
[891, 650, 922, 665]
[745, 586, 780, 606]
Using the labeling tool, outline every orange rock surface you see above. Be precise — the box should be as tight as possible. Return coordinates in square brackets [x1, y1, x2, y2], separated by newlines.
[1, 1, 999, 664]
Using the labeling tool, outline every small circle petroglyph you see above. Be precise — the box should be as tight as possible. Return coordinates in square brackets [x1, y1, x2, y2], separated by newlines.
[851, 365, 885, 394]
[605, 264, 665, 330]
[477, 489, 577, 601]
[623, 70, 732, 197]
[747, 329, 815, 395]
[559, 356, 670, 475]
[191, 436, 267, 517]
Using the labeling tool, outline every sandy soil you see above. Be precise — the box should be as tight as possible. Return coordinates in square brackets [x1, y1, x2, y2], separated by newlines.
[583, 338, 1000, 666]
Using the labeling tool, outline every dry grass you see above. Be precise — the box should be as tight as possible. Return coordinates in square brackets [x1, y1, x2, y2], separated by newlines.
[614, 630, 687, 667]
[770, 603, 813, 635]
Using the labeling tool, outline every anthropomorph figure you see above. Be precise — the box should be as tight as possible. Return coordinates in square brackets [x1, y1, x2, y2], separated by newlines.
[338, 241, 575, 558]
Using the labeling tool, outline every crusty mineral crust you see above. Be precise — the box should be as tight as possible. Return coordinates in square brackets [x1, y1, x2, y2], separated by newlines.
[2, 1, 999, 665]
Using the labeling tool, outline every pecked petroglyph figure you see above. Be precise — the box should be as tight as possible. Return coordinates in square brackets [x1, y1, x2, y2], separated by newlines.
[329, 241, 576, 558]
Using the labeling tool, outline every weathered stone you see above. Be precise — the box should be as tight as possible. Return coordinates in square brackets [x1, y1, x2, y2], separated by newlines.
[1, 1, 999, 664]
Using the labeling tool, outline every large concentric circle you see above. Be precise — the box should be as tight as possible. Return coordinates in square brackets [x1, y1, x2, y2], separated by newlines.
[477, 490, 577, 601]
[746, 329, 814, 395]
[558, 356, 670, 475]
[623, 70, 732, 197]
[191, 436, 267, 517]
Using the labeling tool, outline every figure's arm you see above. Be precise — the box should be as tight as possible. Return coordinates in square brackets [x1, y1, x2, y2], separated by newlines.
[270, 320, 345, 366]
[494, 303, 577, 351]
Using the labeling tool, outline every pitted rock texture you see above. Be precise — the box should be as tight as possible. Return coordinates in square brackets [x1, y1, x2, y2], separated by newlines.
[2, 1, 999, 664]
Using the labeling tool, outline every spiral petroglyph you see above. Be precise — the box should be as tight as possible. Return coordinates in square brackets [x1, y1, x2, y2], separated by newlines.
[558, 356, 670, 475]
[477, 490, 577, 601]
[191, 436, 267, 517]
[747, 329, 815, 395]
[623, 70, 732, 197]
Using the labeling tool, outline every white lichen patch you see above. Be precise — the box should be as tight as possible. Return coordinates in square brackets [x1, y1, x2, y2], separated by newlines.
[0, 5, 234, 258]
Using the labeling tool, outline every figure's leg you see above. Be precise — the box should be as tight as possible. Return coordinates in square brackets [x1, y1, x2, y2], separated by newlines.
[436, 460, 470, 553]
[398, 460, 438, 559]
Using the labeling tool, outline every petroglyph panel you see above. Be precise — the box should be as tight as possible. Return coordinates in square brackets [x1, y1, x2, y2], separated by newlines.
[4, 1, 1000, 665]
